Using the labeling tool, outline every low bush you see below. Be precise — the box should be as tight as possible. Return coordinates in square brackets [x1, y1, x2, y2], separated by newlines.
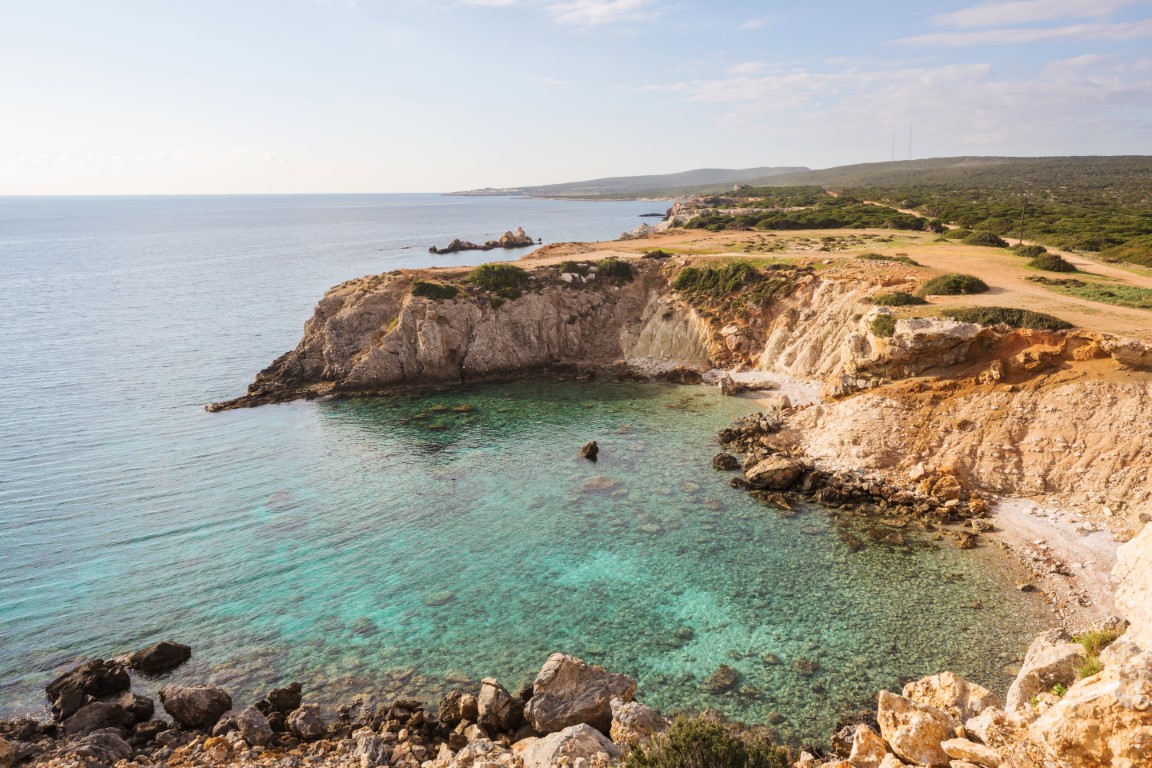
[1029, 254, 1077, 273]
[643, 249, 674, 260]
[870, 314, 897, 337]
[871, 291, 927, 306]
[1012, 244, 1048, 258]
[466, 264, 529, 292]
[673, 262, 759, 295]
[962, 231, 1010, 248]
[857, 252, 921, 266]
[624, 716, 789, 768]
[1100, 236, 1152, 267]
[916, 273, 989, 297]
[942, 228, 973, 240]
[940, 306, 1073, 330]
[597, 257, 633, 282]
[411, 281, 459, 300]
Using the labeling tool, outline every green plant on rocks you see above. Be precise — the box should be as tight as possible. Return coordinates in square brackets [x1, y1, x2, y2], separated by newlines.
[558, 261, 590, 276]
[1073, 627, 1121, 679]
[940, 306, 1073, 331]
[466, 263, 530, 292]
[673, 263, 759, 296]
[870, 314, 897, 337]
[624, 716, 790, 768]
[916, 273, 989, 297]
[597, 257, 634, 282]
[871, 291, 927, 306]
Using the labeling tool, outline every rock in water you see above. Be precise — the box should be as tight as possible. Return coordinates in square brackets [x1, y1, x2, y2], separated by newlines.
[159, 685, 233, 731]
[287, 703, 327, 741]
[128, 641, 192, 675]
[705, 665, 742, 693]
[45, 659, 131, 719]
[580, 441, 599, 461]
[524, 653, 636, 735]
[744, 456, 803, 490]
[267, 682, 304, 714]
[876, 690, 959, 768]
[712, 452, 740, 471]
[62, 702, 135, 736]
[514, 724, 622, 768]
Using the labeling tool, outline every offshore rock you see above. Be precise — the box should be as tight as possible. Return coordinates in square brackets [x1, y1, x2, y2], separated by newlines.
[1004, 630, 1086, 712]
[875, 690, 959, 768]
[514, 723, 622, 768]
[127, 641, 192, 675]
[580, 441, 599, 461]
[525, 653, 636, 736]
[158, 685, 233, 731]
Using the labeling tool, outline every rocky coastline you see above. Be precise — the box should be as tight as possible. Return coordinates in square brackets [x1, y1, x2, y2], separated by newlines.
[428, 228, 537, 255]
[4, 519, 1150, 768]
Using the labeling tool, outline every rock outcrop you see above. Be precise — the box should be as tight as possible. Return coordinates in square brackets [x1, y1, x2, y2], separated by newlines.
[513, 724, 622, 768]
[429, 227, 535, 255]
[159, 685, 233, 731]
[524, 653, 637, 735]
[128, 641, 192, 675]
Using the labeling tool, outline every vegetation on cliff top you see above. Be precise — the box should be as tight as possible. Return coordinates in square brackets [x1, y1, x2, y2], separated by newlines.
[1028, 277, 1152, 309]
[916, 273, 989, 297]
[685, 195, 936, 233]
[870, 314, 897, 337]
[1100, 236, 1152, 267]
[871, 291, 927, 306]
[940, 306, 1073, 331]
[857, 252, 921, 266]
[410, 280, 460, 300]
[466, 263, 530, 291]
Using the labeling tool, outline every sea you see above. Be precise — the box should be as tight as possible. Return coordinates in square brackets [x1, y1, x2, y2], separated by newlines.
[0, 194, 1051, 743]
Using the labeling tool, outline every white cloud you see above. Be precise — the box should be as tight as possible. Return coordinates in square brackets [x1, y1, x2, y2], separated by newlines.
[931, 0, 1144, 28]
[899, 18, 1152, 46]
[546, 0, 658, 26]
[740, 18, 770, 30]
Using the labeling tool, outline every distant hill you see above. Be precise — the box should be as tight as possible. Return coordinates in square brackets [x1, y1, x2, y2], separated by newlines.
[743, 156, 1152, 201]
[448, 167, 809, 199]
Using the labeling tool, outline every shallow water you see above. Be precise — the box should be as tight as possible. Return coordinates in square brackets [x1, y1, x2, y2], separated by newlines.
[0, 195, 1052, 743]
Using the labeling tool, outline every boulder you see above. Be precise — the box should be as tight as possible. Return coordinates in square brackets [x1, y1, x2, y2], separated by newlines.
[903, 672, 1000, 722]
[1026, 649, 1152, 767]
[941, 738, 1002, 767]
[712, 453, 740, 471]
[62, 702, 134, 736]
[236, 707, 273, 747]
[210, 710, 239, 736]
[287, 703, 326, 741]
[580, 441, 599, 461]
[351, 727, 388, 768]
[845, 723, 887, 768]
[514, 724, 623, 768]
[525, 653, 636, 735]
[876, 690, 959, 768]
[267, 682, 304, 714]
[0, 737, 12, 768]
[71, 731, 134, 765]
[1005, 630, 1087, 711]
[609, 697, 668, 748]
[744, 456, 802, 490]
[963, 708, 1033, 751]
[127, 641, 191, 675]
[443, 737, 517, 768]
[705, 665, 742, 694]
[45, 660, 131, 718]
[477, 678, 522, 735]
[158, 685, 233, 731]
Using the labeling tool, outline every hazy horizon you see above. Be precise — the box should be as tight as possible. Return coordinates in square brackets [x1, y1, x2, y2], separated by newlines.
[4, 0, 1152, 195]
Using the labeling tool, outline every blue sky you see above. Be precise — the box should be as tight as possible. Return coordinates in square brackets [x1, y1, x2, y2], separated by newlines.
[3, 0, 1151, 193]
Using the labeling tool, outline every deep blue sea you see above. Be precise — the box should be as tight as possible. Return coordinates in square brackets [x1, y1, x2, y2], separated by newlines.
[0, 194, 1050, 743]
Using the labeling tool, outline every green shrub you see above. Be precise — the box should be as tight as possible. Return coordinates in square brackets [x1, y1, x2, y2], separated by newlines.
[1013, 244, 1048, 258]
[1029, 254, 1077, 273]
[916, 273, 989, 297]
[962, 231, 1010, 248]
[940, 307, 1073, 330]
[1076, 656, 1104, 679]
[558, 260, 590, 276]
[942, 228, 973, 240]
[870, 314, 897, 337]
[643, 249, 674, 260]
[597, 257, 633, 282]
[466, 264, 530, 292]
[1075, 628, 1121, 657]
[624, 717, 789, 768]
[410, 281, 459, 300]
[1100, 236, 1152, 267]
[489, 296, 506, 310]
[872, 291, 928, 306]
[857, 252, 921, 266]
[673, 262, 759, 295]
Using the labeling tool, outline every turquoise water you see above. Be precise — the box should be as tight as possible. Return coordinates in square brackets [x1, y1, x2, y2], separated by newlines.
[0, 196, 1050, 743]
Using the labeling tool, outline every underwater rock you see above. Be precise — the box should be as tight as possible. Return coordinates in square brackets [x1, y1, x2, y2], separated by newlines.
[712, 452, 740, 470]
[128, 641, 192, 675]
[525, 653, 636, 735]
[705, 665, 742, 694]
[793, 658, 819, 678]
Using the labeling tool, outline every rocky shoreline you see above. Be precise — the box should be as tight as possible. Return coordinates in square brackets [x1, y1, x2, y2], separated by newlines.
[4, 518, 1150, 768]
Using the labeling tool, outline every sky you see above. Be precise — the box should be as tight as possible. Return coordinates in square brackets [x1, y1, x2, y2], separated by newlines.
[2, 0, 1152, 194]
